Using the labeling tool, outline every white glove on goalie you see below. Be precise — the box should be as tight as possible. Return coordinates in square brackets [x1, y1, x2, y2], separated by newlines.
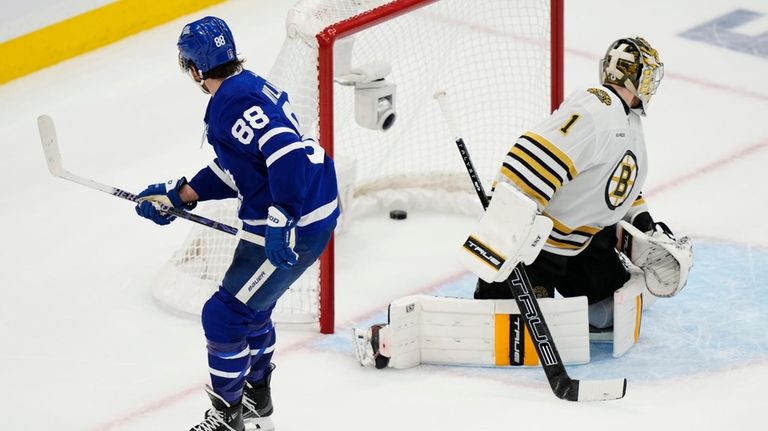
[616, 220, 693, 298]
[458, 182, 553, 283]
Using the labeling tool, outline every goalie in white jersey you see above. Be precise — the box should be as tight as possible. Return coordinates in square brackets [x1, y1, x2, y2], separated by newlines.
[354, 37, 693, 371]
[355, 37, 693, 368]
[474, 36, 693, 330]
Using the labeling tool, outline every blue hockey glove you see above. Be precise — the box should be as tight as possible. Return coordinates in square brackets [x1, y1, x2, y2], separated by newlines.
[265, 205, 299, 269]
[134, 177, 196, 226]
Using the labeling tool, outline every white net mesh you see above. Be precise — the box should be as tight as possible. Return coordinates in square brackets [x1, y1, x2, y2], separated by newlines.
[152, 201, 321, 322]
[152, 0, 556, 326]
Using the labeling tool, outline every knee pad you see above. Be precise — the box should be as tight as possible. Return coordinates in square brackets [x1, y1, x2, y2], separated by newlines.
[202, 290, 253, 340]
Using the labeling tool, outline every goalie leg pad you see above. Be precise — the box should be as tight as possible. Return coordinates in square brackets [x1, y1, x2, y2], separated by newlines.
[353, 294, 590, 369]
[612, 266, 645, 358]
[459, 182, 553, 283]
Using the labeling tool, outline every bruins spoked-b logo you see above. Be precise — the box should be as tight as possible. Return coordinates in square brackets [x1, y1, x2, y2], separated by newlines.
[605, 151, 638, 209]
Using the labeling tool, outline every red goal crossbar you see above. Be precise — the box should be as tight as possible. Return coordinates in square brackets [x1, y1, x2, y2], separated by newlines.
[313, 0, 564, 334]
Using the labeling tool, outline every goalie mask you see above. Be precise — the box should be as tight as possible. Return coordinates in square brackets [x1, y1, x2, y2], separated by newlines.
[599, 36, 664, 115]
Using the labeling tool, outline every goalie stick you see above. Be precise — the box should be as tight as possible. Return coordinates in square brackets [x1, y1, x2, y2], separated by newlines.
[37, 115, 262, 245]
[433, 91, 626, 402]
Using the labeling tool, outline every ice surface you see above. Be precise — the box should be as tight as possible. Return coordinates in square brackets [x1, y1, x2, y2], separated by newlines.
[0, 0, 766, 430]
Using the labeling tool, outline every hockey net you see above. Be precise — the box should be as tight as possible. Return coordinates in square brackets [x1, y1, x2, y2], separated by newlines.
[152, 0, 563, 333]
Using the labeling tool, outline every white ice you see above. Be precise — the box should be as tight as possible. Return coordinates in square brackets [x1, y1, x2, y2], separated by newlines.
[1, 0, 766, 430]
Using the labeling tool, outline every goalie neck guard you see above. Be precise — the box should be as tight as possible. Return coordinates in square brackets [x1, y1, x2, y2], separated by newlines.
[599, 36, 664, 116]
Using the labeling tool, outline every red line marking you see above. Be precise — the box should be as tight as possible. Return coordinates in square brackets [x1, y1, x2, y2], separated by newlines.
[689, 234, 768, 250]
[338, 270, 468, 325]
[663, 71, 768, 103]
[565, 47, 768, 102]
[90, 37, 768, 431]
[88, 271, 468, 430]
[646, 138, 768, 197]
[89, 332, 327, 431]
[90, 387, 200, 431]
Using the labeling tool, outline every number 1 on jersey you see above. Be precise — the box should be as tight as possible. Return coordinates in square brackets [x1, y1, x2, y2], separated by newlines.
[559, 114, 580, 135]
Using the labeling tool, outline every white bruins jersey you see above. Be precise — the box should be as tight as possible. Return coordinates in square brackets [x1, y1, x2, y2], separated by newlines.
[495, 86, 649, 256]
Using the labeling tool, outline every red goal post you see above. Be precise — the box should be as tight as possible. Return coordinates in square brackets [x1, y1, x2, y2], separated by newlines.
[152, 0, 564, 334]
[314, 0, 563, 333]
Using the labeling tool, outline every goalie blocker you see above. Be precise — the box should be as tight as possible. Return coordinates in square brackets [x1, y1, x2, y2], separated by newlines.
[459, 182, 552, 283]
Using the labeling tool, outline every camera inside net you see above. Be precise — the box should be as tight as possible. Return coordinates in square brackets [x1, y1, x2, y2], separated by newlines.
[333, 41, 397, 133]
[354, 78, 396, 132]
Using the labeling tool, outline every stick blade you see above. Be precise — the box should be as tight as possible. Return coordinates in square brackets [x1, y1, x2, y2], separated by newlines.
[38, 114, 64, 177]
[432, 89, 462, 141]
[575, 378, 627, 402]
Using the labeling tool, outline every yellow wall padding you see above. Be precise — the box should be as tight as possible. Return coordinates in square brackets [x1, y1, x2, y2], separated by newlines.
[0, 0, 227, 85]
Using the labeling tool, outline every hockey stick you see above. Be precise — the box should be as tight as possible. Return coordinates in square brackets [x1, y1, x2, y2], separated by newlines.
[37, 115, 263, 245]
[433, 91, 626, 402]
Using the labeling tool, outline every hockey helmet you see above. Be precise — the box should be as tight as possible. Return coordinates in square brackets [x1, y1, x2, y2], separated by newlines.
[599, 36, 663, 115]
[177, 16, 237, 75]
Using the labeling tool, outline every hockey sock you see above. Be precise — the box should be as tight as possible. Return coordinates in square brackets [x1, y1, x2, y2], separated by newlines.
[246, 319, 276, 383]
[202, 290, 260, 405]
[207, 339, 251, 405]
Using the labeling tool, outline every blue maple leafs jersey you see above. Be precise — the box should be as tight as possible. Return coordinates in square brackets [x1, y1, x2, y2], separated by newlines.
[188, 70, 339, 236]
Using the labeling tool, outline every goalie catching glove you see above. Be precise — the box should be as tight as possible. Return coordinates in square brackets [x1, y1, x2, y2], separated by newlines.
[617, 220, 693, 298]
[458, 182, 552, 283]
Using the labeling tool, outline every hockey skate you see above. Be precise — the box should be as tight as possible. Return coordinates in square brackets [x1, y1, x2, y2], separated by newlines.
[241, 363, 276, 430]
[352, 324, 391, 369]
[191, 385, 244, 431]
[205, 364, 275, 430]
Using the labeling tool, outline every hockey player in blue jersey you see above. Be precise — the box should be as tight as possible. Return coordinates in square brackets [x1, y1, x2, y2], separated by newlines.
[134, 16, 339, 431]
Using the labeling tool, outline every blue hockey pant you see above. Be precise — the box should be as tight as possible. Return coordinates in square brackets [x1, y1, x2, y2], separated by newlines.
[201, 228, 331, 404]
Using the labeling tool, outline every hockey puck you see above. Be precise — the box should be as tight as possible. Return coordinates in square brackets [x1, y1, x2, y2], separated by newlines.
[389, 209, 407, 220]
